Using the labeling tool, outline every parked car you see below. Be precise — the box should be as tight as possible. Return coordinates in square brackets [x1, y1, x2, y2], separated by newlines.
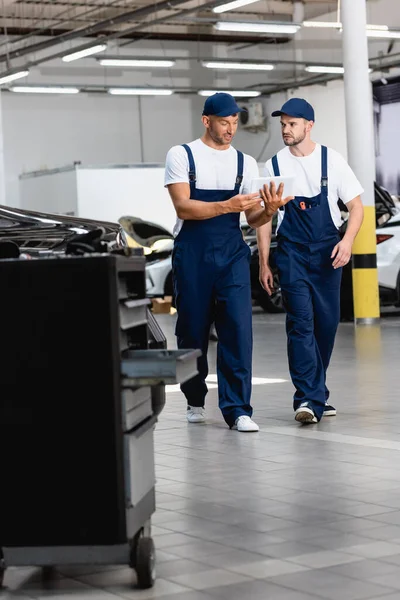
[117, 217, 175, 298]
[118, 216, 175, 298]
[0, 204, 128, 256]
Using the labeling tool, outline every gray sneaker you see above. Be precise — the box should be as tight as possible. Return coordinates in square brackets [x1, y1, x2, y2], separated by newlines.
[295, 403, 318, 424]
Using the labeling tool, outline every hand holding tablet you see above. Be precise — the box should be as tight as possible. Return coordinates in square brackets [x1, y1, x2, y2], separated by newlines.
[250, 176, 295, 197]
[252, 176, 295, 217]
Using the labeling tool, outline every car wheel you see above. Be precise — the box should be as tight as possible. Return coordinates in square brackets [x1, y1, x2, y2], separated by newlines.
[395, 269, 400, 308]
[256, 269, 284, 313]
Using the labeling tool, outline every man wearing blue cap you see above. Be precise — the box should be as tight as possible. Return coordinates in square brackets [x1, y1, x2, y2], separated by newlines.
[164, 92, 291, 431]
[257, 98, 364, 424]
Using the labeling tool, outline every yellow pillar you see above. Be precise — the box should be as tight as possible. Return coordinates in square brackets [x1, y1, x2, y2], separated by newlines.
[351, 205, 380, 324]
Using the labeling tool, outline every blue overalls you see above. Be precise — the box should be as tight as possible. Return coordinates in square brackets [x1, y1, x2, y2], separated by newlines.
[272, 146, 342, 421]
[172, 144, 253, 428]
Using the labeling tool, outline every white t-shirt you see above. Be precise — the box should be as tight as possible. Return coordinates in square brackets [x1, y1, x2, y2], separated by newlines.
[264, 144, 364, 231]
[165, 138, 260, 237]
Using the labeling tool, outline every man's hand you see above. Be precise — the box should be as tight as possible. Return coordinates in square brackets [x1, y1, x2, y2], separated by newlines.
[226, 192, 262, 213]
[259, 264, 274, 295]
[259, 182, 294, 217]
[331, 238, 352, 269]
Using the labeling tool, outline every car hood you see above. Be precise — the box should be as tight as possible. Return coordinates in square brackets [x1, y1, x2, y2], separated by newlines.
[0, 204, 124, 253]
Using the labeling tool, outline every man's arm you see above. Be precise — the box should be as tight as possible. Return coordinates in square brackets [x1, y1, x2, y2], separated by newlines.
[167, 182, 262, 221]
[245, 204, 272, 228]
[331, 195, 364, 269]
[256, 220, 274, 295]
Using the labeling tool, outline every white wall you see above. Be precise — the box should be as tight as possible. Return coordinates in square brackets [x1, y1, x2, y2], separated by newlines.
[20, 168, 78, 214]
[76, 167, 176, 232]
[1, 91, 193, 208]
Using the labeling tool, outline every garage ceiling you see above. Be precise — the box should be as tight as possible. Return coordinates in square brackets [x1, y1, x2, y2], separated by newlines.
[0, 0, 336, 39]
[0, 0, 399, 95]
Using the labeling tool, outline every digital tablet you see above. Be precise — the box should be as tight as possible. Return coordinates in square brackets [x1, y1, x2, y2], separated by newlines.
[251, 176, 295, 197]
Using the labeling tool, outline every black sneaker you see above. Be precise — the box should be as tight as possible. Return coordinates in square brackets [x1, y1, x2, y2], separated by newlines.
[324, 403, 337, 417]
[295, 402, 318, 424]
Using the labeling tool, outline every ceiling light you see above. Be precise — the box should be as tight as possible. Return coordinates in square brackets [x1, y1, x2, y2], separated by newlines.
[305, 65, 344, 74]
[10, 86, 80, 94]
[62, 44, 107, 62]
[108, 88, 174, 95]
[213, 0, 261, 14]
[305, 66, 373, 75]
[302, 22, 388, 31]
[198, 90, 261, 97]
[202, 61, 274, 71]
[366, 25, 389, 31]
[302, 21, 341, 29]
[215, 21, 300, 34]
[98, 58, 175, 68]
[0, 70, 29, 85]
[366, 29, 400, 39]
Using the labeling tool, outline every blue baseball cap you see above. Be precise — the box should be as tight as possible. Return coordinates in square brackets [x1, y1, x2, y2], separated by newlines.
[202, 92, 245, 117]
[271, 97, 315, 121]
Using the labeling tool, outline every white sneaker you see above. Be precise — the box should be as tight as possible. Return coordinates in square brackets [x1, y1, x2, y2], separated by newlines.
[233, 416, 259, 432]
[187, 406, 206, 423]
[295, 403, 318, 424]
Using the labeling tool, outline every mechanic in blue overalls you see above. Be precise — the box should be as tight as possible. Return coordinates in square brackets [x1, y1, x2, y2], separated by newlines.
[164, 93, 284, 432]
[257, 98, 364, 424]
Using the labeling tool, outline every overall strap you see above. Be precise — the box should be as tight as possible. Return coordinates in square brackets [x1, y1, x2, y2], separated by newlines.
[234, 150, 244, 193]
[271, 154, 280, 176]
[182, 144, 196, 194]
[321, 145, 328, 197]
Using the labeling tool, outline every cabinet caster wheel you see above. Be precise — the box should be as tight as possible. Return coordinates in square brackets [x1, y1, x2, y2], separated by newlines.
[0, 559, 5, 588]
[135, 537, 155, 589]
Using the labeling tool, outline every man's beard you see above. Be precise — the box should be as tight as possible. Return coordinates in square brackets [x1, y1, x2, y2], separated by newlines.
[283, 130, 306, 146]
[209, 126, 228, 146]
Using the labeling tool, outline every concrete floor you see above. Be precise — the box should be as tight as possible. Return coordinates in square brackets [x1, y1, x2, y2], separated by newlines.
[3, 308, 400, 600]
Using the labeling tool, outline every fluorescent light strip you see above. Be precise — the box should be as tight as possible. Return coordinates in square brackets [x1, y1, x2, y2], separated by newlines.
[0, 70, 29, 85]
[302, 21, 341, 28]
[62, 44, 107, 62]
[213, 0, 260, 14]
[215, 21, 300, 34]
[366, 24, 389, 31]
[11, 86, 80, 94]
[305, 66, 373, 75]
[198, 90, 261, 97]
[366, 29, 400, 39]
[202, 61, 274, 71]
[303, 21, 390, 32]
[305, 65, 344, 74]
[108, 88, 174, 95]
[99, 59, 175, 67]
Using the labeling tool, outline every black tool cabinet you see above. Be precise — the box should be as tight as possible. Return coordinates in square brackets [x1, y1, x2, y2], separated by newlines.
[0, 252, 200, 589]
